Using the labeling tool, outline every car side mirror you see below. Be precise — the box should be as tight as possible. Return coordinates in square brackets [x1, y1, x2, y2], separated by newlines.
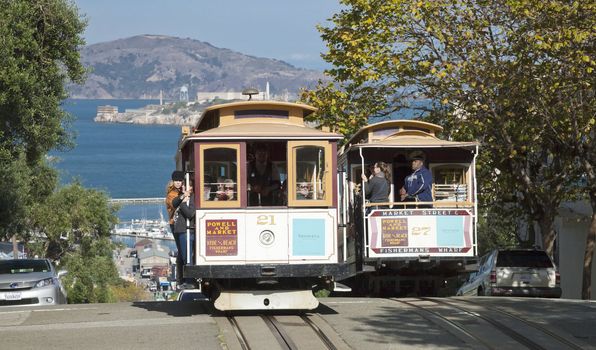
[57, 270, 68, 278]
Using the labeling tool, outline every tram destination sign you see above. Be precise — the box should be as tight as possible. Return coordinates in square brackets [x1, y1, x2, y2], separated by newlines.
[206, 219, 238, 256]
[367, 209, 474, 258]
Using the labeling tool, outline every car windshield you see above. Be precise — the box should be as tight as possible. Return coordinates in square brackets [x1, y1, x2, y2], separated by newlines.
[496, 251, 553, 268]
[0, 260, 51, 274]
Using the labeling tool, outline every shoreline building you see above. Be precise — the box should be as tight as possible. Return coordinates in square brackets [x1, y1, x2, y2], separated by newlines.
[196, 91, 265, 103]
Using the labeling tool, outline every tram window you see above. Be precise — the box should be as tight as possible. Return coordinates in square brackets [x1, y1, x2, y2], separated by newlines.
[287, 141, 332, 207]
[295, 147, 326, 201]
[247, 142, 286, 207]
[430, 164, 468, 202]
[200, 146, 240, 207]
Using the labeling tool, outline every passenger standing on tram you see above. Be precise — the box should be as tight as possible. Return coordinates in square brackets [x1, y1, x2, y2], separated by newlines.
[166, 170, 184, 283]
[248, 144, 281, 206]
[361, 162, 391, 214]
[172, 182, 195, 287]
[400, 151, 433, 207]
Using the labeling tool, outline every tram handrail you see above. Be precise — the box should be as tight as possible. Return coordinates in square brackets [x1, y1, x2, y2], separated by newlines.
[363, 201, 474, 208]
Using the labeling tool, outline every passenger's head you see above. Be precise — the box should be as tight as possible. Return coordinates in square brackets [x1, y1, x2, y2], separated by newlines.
[373, 162, 389, 175]
[408, 151, 426, 170]
[224, 179, 235, 200]
[217, 176, 226, 191]
[254, 144, 269, 163]
[297, 182, 311, 198]
[171, 170, 184, 189]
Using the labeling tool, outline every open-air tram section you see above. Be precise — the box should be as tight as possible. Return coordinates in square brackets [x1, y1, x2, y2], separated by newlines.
[173, 95, 479, 311]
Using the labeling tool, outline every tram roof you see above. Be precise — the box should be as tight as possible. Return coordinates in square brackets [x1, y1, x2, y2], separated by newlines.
[180, 122, 343, 145]
[179, 100, 341, 146]
[200, 100, 317, 115]
[343, 120, 478, 150]
[194, 100, 318, 131]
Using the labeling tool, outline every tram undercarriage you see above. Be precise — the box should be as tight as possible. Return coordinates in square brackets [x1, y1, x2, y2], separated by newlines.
[345, 258, 476, 297]
[185, 263, 350, 311]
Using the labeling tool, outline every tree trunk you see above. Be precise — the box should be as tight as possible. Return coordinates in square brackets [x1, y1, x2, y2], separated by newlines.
[582, 191, 596, 300]
[12, 235, 18, 258]
[539, 212, 557, 258]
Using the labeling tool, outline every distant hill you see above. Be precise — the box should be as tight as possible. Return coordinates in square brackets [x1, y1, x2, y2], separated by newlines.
[68, 35, 325, 99]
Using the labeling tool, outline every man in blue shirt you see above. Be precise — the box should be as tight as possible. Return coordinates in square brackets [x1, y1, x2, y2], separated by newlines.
[400, 151, 433, 206]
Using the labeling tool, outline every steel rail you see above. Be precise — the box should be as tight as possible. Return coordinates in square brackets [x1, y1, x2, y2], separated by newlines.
[456, 298, 586, 350]
[227, 315, 251, 350]
[390, 298, 495, 350]
[301, 315, 338, 350]
[261, 315, 298, 350]
[423, 298, 547, 350]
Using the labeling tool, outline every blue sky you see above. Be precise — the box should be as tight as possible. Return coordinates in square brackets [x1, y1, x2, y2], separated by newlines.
[74, 0, 342, 70]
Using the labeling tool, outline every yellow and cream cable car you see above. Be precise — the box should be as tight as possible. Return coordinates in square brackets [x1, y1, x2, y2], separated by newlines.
[338, 120, 479, 296]
[175, 98, 349, 310]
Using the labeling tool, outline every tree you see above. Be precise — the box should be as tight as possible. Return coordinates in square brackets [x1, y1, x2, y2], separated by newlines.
[0, 0, 86, 240]
[29, 182, 119, 260]
[302, 0, 594, 297]
[60, 237, 121, 304]
[0, 1, 128, 303]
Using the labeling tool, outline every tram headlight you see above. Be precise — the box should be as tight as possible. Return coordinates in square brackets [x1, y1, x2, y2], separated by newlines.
[259, 230, 275, 246]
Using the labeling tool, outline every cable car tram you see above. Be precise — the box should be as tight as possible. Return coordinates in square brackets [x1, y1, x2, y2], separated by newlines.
[175, 97, 348, 310]
[338, 120, 479, 296]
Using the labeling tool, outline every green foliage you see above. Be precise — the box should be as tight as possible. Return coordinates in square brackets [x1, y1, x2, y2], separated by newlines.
[305, 0, 595, 255]
[314, 289, 331, 298]
[0, 1, 128, 303]
[29, 182, 119, 260]
[0, 0, 86, 162]
[61, 237, 120, 304]
[0, 0, 87, 240]
[0, 155, 58, 238]
[109, 281, 151, 302]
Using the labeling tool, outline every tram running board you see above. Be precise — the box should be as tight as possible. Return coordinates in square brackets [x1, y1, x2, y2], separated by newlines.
[214, 289, 319, 311]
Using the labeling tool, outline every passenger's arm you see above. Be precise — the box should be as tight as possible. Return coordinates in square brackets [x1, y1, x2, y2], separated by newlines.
[179, 199, 195, 219]
[407, 174, 426, 197]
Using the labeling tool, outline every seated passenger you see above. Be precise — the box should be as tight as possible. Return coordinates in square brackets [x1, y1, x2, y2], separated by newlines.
[296, 182, 312, 200]
[247, 144, 281, 206]
[215, 179, 236, 201]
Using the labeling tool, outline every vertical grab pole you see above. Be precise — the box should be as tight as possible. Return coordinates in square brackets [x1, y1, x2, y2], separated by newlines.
[342, 171, 348, 262]
[359, 147, 368, 256]
[472, 145, 479, 257]
[185, 172, 191, 266]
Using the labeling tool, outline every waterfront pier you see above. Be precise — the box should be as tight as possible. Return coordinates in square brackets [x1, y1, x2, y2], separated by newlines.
[109, 197, 165, 205]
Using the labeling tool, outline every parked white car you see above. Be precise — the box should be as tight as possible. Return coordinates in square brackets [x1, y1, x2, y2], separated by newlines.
[0, 259, 68, 306]
[456, 248, 561, 298]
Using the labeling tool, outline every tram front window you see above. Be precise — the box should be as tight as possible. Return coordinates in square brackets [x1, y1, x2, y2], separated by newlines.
[202, 147, 238, 203]
[294, 146, 326, 201]
[247, 142, 286, 206]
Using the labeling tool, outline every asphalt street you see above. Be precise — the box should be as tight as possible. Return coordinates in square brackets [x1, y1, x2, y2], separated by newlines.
[0, 297, 595, 350]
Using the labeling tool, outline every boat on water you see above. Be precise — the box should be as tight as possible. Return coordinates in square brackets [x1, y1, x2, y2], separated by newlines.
[111, 218, 173, 240]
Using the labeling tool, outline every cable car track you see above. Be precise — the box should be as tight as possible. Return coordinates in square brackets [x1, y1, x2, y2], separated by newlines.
[452, 298, 588, 350]
[389, 298, 497, 350]
[420, 297, 587, 350]
[225, 314, 343, 350]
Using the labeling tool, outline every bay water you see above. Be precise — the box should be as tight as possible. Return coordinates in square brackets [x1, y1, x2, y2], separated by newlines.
[54, 99, 180, 222]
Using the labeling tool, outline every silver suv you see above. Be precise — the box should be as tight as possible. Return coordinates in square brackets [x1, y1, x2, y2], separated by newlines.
[456, 249, 561, 298]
